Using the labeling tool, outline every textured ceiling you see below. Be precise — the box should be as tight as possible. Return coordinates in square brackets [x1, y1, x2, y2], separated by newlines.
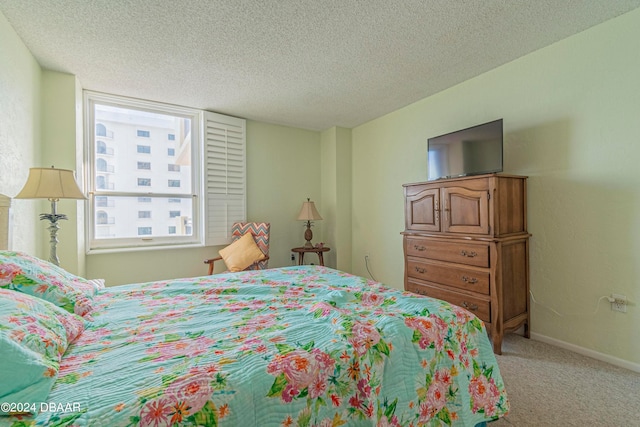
[1, 0, 639, 131]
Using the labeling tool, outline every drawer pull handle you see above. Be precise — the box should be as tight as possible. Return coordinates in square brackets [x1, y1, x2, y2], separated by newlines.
[461, 301, 479, 311]
[414, 267, 427, 274]
[460, 250, 477, 258]
[462, 276, 478, 284]
[413, 245, 426, 252]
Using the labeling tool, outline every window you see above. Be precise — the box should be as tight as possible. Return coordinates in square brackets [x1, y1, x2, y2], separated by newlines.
[168, 164, 180, 172]
[96, 211, 108, 224]
[96, 176, 106, 189]
[168, 133, 175, 141]
[86, 91, 245, 252]
[138, 227, 152, 235]
[138, 211, 151, 219]
[96, 196, 108, 207]
[137, 130, 150, 137]
[96, 123, 107, 137]
[168, 226, 176, 234]
[96, 140, 113, 155]
[97, 158, 108, 172]
[137, 161, 151, 170]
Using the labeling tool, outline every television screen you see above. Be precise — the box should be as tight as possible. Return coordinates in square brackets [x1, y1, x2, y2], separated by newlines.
[427, 119, 503, 181]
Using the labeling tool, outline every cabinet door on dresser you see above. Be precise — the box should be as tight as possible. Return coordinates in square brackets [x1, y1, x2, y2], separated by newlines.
[441, 186, 490, 235]
[405, 186, 440, 232]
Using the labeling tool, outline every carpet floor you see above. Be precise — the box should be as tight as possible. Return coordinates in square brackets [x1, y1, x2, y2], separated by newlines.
[489, 334, 640, 426]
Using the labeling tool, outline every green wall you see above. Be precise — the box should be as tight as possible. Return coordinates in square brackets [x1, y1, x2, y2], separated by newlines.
[40, 71, 85, 276]
[352, 8, 640, 367]
[245, 120, 322, 268]
[0, 11, 41, 253]
[320, 126, 352, 272]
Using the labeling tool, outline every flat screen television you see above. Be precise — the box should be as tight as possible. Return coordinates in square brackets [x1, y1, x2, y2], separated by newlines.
[427, 119, 503, 181]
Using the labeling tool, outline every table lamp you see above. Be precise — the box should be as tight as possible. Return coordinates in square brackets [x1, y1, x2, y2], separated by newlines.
[15, 166, 86, 266]
[297, 198, 322, 248]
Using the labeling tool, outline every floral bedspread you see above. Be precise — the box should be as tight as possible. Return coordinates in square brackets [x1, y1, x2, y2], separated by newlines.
[2, 266, 508, 427]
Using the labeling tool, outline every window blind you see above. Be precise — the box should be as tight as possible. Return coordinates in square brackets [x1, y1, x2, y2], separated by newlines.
[204, 111, 246, 246]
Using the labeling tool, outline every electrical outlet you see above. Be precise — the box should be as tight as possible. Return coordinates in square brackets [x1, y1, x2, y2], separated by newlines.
[611, 294, 627, 313]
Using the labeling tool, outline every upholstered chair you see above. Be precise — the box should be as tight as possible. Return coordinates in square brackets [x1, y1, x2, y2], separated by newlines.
[204, 222, 270, 274]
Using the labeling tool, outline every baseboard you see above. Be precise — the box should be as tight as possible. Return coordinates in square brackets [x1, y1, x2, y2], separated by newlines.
[531, 332, 640, 373]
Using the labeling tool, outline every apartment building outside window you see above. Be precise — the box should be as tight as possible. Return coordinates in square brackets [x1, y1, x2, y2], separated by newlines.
[85, 91, 247, 252]
[85, 92, 200, 250]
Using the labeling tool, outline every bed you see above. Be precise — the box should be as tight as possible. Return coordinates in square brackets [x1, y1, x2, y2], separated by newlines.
[0, 251, 508, 427]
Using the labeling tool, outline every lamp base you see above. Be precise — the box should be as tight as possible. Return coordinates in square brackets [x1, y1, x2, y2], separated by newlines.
[303, 221, 313, 248]
[41, 199, 65, 266]
[45, 220, 61, 266]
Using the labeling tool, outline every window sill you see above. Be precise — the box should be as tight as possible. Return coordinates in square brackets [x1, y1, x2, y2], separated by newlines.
[87, 242, 205, 255]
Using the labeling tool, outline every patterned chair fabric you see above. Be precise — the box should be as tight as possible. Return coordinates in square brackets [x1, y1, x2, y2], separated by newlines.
[230, 222, 270, 270]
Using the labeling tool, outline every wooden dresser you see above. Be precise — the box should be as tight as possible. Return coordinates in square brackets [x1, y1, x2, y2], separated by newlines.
[402, 173, 530, 354]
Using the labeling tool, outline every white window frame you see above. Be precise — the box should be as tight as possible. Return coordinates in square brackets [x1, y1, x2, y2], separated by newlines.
[84, 92, 247, 253]
[84, 91, 204, 252]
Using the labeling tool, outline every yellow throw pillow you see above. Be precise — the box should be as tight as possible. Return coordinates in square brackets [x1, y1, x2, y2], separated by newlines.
[218, 233, 266, 272]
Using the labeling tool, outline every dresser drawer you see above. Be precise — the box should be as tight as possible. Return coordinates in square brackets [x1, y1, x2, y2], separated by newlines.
[405, 237, 490, 267]
[406, 258, 490, 294]
[406, 279, 490, 322]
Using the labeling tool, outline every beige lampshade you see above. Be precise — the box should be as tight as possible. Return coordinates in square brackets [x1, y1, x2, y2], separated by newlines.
[15, 167, 86, 200]
[297, 199, 322, 221]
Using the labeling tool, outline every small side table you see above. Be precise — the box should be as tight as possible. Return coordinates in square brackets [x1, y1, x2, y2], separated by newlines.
[292, 246, 330, 267]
